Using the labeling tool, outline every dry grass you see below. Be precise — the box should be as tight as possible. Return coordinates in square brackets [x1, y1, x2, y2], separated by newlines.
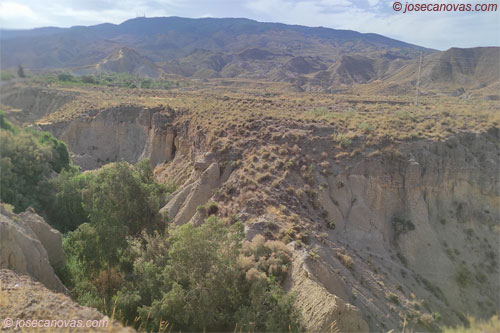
[1, 79, 493, 149]
[336, 251, 354, 270]
[443, 315, 500, 333]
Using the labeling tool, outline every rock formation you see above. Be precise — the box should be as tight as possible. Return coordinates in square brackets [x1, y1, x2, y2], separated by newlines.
[285, 254, 369, 332]
[0, 205, 66, 294]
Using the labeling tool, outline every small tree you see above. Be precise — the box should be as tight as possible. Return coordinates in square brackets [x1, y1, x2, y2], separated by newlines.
[57, 73, 74, 81]
[17, 65, 25, 78]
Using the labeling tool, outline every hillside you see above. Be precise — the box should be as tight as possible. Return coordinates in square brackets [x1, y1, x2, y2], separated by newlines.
[3, 18, 498, 96]
[0, 13, 499, 333]
[73, 47, 163, 78]
[1, 81, 498, 331]
[0, 16, 429, 71]
[360, 47, 500, 97]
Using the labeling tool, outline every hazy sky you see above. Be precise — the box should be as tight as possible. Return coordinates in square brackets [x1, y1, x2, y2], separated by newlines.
[0, 0, 498, 50]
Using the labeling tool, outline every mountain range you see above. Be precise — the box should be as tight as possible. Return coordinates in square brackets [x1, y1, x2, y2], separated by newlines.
[1, 17, 498, 95]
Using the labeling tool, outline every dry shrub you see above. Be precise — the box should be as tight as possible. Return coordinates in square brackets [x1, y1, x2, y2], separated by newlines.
[245, 267, 266, 282]
[237, 254, 256, 271]
[337, 252, 354, 270]
[241, 235, 292, 282]
[95, 268, 123, 298]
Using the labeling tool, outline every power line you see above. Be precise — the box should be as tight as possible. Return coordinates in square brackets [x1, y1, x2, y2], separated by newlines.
[415, 52, 423, 107]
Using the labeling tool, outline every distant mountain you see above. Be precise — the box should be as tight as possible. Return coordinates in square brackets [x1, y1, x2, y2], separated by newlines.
[2, 17, 496, 95]
[265, 52, 412, 91]
[367, 47, 500, 96]
[0, 16, 431, 71]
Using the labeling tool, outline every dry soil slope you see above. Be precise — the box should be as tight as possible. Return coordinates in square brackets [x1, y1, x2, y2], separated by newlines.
[73, 47, 163, 78]
[0, 269, 134, 332]
[366, 47, 500, 96]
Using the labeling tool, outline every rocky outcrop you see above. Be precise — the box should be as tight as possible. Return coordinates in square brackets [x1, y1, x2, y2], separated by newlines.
[19, 208, 66, 269]
[161, 153, 223, 225]
[0, 269, 134, 332]
[285, 254, 369, 332]
[0, 205, 66, 294]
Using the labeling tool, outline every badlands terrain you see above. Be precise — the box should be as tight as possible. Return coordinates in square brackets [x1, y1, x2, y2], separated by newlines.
[0, 16, 499, 333]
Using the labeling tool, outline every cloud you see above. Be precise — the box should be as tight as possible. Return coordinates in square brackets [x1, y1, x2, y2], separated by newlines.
[0, 0, 184, 28]
[0, 1, 49, 28]
[0, 1, 36, 18]
[244, 0, 499, 49]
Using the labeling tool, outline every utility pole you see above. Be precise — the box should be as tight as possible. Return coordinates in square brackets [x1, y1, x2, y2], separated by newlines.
[414, 51, 423, 107]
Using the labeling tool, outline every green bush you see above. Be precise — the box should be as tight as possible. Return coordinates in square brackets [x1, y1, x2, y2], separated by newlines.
[63, 160, 169, 272]
[36, 131, 71, 173]
[81, 75, 96, 84]
[65, 216, 301, 332]
[0, 115, 72, 213]
[57, 73, 74, 81]
[327, 220, 336, 229]
[358, 122, 376, 133]
[140, 79, 153, 89]
[0, 72, 15, 81]
[456, 264, 472, 288]
[126, 219, 300, 332]
[46, 170, 90, 232]
[33, 72, 180, 90]
[392, 217, 415, 241]
[0, 111, 17, 133]
[333, 133, 352, 148]
[385, 291, 400, 305]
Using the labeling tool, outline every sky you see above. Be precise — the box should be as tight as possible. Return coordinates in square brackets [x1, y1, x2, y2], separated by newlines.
[0, 0, 498, 50]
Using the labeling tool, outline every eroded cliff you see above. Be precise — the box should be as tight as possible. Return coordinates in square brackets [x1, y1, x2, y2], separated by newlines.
[26, 100, 500, 331]
[40, 105, 177, 170]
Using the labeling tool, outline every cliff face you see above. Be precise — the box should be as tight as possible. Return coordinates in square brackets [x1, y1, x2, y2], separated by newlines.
[41, 106, 177, 170]
[156, 118, 499, 331]
[36, 103, 499, 331]
[313, 130, 499, 330]
[0, 85, 77, 123]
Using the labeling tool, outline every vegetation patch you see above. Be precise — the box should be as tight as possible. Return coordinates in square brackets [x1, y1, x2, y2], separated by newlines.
[456, 264, 473, 288]
[337, 251, 354, 270]
[64, 219, 301, 332]
[444, 315, 499, 333]
[0, 112, 73, 214]
[385, 291, 400, 305]
[332, 133, 352, 148]
[0, 123, 301, 332]
[392, 217, 415, 241]
[33, 72, 184, 90]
